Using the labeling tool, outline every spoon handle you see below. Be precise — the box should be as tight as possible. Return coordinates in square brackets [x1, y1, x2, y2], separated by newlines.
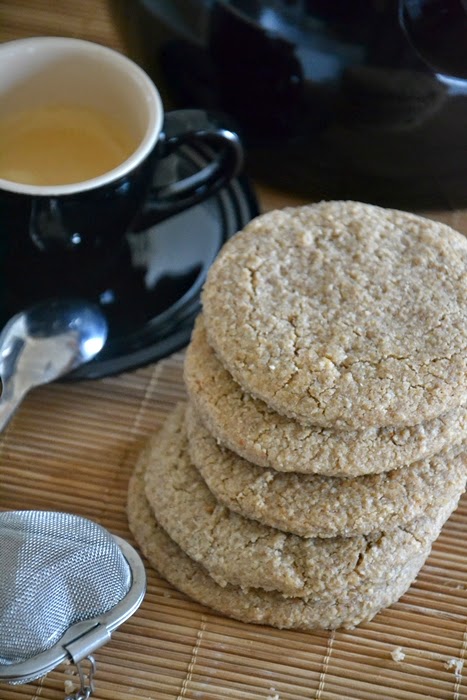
[0, 390, 28, 432]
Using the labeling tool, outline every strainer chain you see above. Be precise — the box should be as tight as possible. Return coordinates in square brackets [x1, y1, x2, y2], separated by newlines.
[64, 656, 96, 700]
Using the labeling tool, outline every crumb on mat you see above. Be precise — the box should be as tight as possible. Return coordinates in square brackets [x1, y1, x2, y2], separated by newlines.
[390, 647, 406, 662]
[445, 658, 464, 677]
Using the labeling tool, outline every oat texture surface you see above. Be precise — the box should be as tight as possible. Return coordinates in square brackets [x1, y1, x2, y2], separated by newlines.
[186, 402, 467, 538]
[128, 454, 428, 630]
[202, 201, 467, 429]
[143, 405, 463, 599]
[185, 316, 467, 476]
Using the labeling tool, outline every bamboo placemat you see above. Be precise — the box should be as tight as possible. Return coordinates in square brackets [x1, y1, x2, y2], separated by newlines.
[0, 352, 466, 700]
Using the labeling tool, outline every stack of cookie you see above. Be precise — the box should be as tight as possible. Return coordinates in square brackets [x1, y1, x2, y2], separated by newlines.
[128, 201, 467, 630]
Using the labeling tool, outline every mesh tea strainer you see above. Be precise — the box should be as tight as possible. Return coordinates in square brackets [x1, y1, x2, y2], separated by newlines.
[0, 510, 146, 699]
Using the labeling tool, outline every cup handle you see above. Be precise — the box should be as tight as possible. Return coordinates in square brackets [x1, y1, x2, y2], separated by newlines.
[131, 109, 244, 231]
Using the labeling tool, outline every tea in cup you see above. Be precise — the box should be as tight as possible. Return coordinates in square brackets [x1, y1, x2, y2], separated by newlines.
[0, 103, 136, 186]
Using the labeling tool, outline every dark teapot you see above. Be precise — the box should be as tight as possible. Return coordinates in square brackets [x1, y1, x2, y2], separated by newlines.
[109, 0, 467, 208]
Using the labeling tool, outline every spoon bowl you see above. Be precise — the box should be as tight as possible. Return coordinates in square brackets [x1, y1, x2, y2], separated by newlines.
[0, 299, 108, 431]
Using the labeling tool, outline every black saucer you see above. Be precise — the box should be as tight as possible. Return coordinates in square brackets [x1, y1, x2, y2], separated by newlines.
[68, 146, 259, 380]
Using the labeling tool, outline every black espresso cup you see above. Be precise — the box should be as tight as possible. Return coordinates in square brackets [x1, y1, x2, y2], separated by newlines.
[0, 37, 243, 322]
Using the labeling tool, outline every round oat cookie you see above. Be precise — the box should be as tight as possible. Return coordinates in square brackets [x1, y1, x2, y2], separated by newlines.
[201, 201, 467, 430]
[185, 402, 467, 538]
[143, 404, 464, 599]
[128, 457, 428, 630]
[185, 316, 467, 476]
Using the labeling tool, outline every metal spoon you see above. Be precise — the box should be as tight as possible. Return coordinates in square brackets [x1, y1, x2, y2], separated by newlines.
[0, 299, 108, 431]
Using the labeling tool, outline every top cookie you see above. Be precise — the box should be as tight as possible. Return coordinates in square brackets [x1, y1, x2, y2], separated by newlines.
[202, 201, 467, 429]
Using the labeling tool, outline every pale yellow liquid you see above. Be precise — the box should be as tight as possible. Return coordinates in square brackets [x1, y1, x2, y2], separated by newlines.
[0, 103, 137, 185]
